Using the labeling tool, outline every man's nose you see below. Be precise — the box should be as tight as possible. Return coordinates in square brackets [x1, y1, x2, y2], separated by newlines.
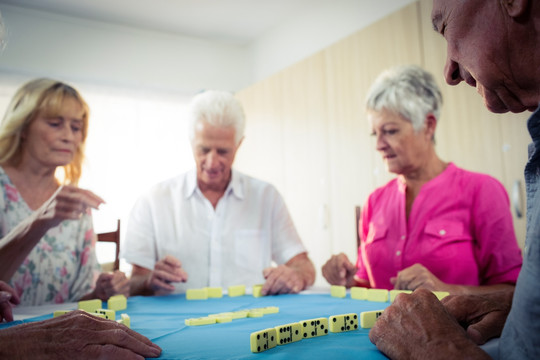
[444, 58, 463, 86]
[206, 150, 218, 166]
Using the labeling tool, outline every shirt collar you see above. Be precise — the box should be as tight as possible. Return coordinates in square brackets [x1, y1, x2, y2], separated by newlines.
[397, 162, 456, 191]
[184, 168, 244, 200]
[184, 168, 198, 199]
[228, 169, 244, 200]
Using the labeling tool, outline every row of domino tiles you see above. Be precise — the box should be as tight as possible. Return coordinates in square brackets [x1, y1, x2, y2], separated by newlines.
[53, 295, 130, 327]
[251, 288, 450, 353]
[187, 285, 450, 302]
[250, 310, 385, 353]
[186, 284, 266, 300]
[184, 306, 279, 326]
[330, 286, 449, 302]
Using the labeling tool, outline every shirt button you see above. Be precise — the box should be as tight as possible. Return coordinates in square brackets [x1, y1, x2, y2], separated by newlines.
[400, 235, 405, 240]
[396, 250, 401, 256]
[439, 229, 446, 236]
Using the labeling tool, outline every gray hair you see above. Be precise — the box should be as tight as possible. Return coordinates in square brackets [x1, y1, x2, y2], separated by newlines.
[366, 65, 443, 132]
[187, 90, 245, 145]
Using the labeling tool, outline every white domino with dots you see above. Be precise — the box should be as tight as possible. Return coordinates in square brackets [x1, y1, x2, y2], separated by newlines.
[329, 313, 358, 333]
[95, 308, 116, 320]
[360, 310, 384, 329]
[250, 328, 277, 353]
[300, 317, 328, 339]
[275, 322, 302, 345]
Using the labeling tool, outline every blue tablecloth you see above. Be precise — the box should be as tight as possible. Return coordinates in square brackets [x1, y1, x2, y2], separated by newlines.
[2, 292, 390, 359]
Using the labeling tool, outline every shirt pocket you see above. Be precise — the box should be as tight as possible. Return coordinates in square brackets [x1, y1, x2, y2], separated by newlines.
[234, 229, 270, 272]
[363, 223, 389, 268]
[365, 222, 388, 245]
[422, 220, 472, 259]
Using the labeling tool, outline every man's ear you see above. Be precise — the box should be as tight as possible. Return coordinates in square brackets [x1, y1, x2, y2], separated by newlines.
[502, 0, 528, 18]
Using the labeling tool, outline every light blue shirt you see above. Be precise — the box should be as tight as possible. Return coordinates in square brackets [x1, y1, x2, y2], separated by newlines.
[500, 107, 540, 358]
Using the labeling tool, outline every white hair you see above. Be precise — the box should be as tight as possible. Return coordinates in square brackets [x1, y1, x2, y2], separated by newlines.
[187, 90, 245, 144]
[366, 65, 443, 132]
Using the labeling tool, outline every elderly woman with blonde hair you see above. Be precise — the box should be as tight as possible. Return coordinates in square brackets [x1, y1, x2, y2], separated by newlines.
[0, 78, 129, 305]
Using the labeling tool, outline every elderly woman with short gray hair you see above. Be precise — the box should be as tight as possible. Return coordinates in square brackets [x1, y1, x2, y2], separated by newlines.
[322, 65, 522, 296]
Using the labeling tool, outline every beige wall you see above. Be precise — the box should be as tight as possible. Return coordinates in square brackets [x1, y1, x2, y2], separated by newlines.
[235, 0, 530, 286]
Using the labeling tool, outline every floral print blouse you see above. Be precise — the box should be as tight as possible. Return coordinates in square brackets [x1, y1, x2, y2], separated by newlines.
[0, 167, 100, 306]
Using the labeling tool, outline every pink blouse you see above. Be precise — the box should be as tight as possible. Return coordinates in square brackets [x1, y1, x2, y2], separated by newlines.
[355, 163, 522, 289]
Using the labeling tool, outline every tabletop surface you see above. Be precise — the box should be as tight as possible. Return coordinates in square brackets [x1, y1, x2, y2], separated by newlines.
[3, 291, 391, 359]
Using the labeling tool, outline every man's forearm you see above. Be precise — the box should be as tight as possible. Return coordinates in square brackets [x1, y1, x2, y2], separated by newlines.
[287, 253, 316, 289]
[298, 262, 316, 289]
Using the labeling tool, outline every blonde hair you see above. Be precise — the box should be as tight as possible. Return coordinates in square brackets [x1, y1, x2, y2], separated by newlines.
[0, 78, 90, 185]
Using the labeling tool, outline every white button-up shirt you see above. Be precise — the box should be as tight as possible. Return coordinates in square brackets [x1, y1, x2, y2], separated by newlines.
[123, 169, 306, 293]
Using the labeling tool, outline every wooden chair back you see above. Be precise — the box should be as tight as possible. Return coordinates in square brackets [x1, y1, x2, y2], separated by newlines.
[97, 219, 120, 271]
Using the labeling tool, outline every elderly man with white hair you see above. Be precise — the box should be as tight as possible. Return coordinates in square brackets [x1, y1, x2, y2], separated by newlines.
[125, 90, 315, 297]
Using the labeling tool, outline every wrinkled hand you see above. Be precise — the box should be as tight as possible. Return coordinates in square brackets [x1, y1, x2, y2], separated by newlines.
[322, 253, 357, 287]
[43, 185, 105, 225]
[442, 289, 513, 345]
[147, 255, 188, 295]
[369, 289, 489, 359]
[0, 310, 161, 359]
[0, 281, 20, 322]
[390, 263, 447, 292]
[94, 271, 130, 301]
[262, 265, 304, 295]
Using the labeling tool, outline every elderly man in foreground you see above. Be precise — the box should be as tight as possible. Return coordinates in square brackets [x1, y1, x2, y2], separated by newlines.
[369, 1, 540, 359]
